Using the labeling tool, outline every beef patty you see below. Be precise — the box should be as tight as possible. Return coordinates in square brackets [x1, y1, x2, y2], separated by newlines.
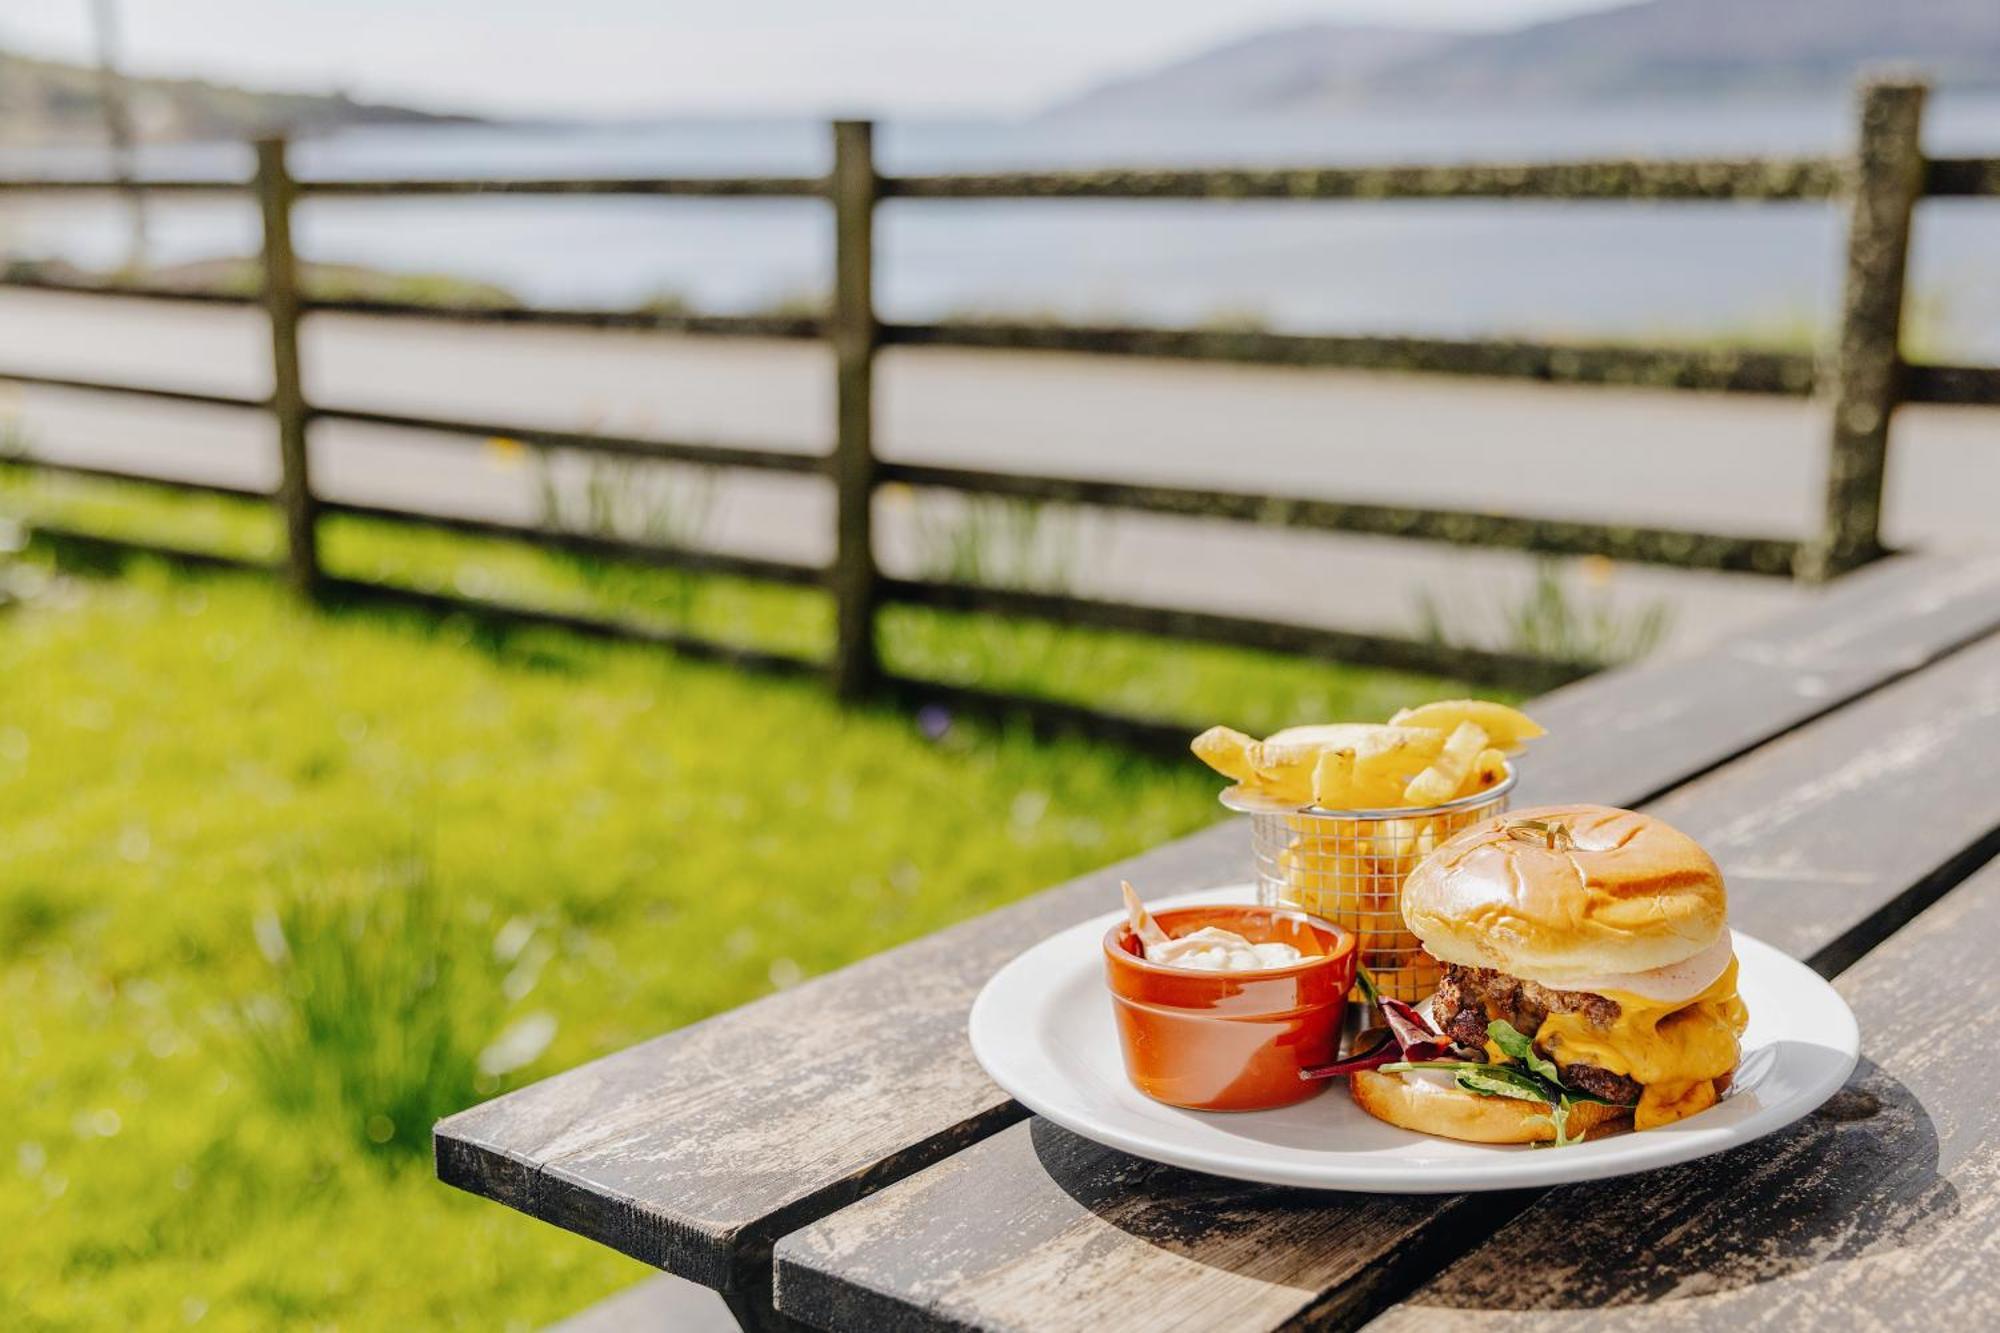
[1431, 962, 1643, 1105]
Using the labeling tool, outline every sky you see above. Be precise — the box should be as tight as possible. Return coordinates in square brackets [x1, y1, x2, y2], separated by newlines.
[1, 1, 1635, 118]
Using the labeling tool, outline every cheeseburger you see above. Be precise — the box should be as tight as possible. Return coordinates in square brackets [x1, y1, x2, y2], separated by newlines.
[1351, 804, 1748, 1143]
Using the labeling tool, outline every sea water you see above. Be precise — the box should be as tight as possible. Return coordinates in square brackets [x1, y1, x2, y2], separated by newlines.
[3, 96, 1998, 356]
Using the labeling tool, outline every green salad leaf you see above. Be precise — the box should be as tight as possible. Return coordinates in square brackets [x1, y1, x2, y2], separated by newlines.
[1454, 1067, 1553, 1103]
[1486, 1019, 1565, 1085]
[1373, 1008, 1637, 1148]
[1380, 1055, 1622, 1148]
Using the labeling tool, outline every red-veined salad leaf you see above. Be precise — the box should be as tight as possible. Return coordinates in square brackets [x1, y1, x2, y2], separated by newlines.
[1303, 974, 1630, 1148]
[1299, 967, 1461, 1080]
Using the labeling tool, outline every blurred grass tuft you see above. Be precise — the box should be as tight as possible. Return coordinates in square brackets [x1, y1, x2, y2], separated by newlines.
[1416, 556, 1672, 667]
[238, 854, 538, 1160]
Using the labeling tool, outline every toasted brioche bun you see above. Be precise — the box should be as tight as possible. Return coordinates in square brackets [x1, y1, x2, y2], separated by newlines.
[1351, 1069, 1632, 1143]
[1401, 804, 1726, 985]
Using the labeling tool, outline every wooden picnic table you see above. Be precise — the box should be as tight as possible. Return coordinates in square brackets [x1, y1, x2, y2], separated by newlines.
[436, 551, 2000, 1332]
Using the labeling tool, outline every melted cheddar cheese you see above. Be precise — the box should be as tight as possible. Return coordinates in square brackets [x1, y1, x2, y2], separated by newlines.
[1536, 957, 1749, 1130]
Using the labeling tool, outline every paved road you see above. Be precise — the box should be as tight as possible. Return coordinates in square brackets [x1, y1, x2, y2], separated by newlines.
[3, 289, 1993, 654]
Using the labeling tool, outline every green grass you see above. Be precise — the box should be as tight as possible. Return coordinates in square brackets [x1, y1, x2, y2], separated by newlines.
[0, 564, 1212, 1330]
[1, 467, 1499, 734]
[0, 468, 1511, 1330]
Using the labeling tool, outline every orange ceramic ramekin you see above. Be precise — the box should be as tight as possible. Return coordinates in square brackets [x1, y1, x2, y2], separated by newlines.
[1102, 904, 1357, 1112]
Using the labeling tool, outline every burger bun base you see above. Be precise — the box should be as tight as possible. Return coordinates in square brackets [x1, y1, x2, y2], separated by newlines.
[1350, 1069, 1631, 1143]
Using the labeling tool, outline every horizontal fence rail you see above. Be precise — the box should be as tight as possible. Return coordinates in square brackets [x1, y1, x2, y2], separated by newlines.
[0, 271, 265, 305]
[1923, 157, 2000, 197]
[299, 176, 824, 198]
[880, 322, 1821, 394]
[2, 75, 1998, 746]
[0, 367, 265, 411]
[0, 456, 270, 500]
[0, 175, 823, 197]
[311, 405, 827, 473]
[877, 462, 1805, 575]
[299, 297, 825, 338]
[883, 157, 1847, 201]
[0, 272, 824, 336]
[316, 499, 827, 586]
[9, 156, 1999, 202]
[0, 177, 246, 195]
[1901, 363, 2000, 406]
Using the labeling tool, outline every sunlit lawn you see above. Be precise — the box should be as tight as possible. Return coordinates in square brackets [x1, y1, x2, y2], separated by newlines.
[1, 467, 1494, 734]
[0, 471, 1508, 1330]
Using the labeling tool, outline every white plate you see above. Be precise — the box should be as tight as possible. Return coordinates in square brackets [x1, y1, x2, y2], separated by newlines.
[969, 885, 1859, 1192]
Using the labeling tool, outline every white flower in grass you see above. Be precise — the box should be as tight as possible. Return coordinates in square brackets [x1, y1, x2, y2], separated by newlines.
[479, 1012, 558, 1077]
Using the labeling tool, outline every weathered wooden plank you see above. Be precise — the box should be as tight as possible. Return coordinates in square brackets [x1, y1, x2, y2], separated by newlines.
[1366, 852, 2000, 1332]
[311, 404, 826, 475]
[779, 1121, 1520, 1333]
[880, 322, 1818, 395]
[0, 273, 261, 305]
[433, 553, 2000, 1315]
[882, 157, 1842, 202]
[1901, 361, 2000, 407]
[828, 119, 882, 701]
[876, 462, 1806, 576]
[1922, 155, 2000, 197]
[298, 175, 824, 198]
[302, 298, 826, 340]
[0, 157, 1854, 203]
[0, 457, 268, 500]
[1803, 78, 1928, 580]
[0, 367, 265, 411]
[255, 138, 319, 598]
[0, 177, 245, 194]
[435, 826, 1249, 1303]
[1519, 552, 2000, 808]
[769, 625, 2000, 1332]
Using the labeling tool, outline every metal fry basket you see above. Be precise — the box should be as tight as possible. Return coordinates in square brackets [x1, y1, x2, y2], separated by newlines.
[1221, 766, 1515, 1003]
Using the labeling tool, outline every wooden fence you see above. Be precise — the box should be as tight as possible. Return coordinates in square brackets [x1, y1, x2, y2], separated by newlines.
[1, 74, 1996, 748]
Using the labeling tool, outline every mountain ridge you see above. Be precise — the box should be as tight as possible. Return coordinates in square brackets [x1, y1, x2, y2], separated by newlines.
[0, 47, 477, 144]
[1049, 0, 2000, 116]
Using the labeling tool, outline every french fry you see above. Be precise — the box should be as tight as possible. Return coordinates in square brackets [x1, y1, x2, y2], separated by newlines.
[1388, 700, 1544, 751]
[1298, 727, 1438, 808]
[1347, 727, 1445, 805]
[1249, 723, 1374, 768]
[1366, 816, 1436, 870]
[1307, 745, 1356, 807]
[1463, 746, 1510, 796]
[1250, 724, 1381, 804]
[1187, 700, 1542, 1004]
[1190, 725, 1258, 785]
[1277, 829, 1378, 920]
[1404, 722, 1490, 806]
[1191, 704, 1537, 814]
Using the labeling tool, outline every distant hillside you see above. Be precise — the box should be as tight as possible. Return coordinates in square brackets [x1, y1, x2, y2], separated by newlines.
[0, 47, 477, 144]
[1055, 25, 1449, 118]
[1051, 0, 2000, 114]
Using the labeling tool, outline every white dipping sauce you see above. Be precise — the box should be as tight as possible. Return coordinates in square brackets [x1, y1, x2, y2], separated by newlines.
[1147, 926, 1303, 972]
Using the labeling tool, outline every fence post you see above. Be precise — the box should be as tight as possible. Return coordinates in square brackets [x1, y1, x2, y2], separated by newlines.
[1803, 74, 1928, 581]
[254, 136, 319, 598]
[829, 120, 880, 699]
